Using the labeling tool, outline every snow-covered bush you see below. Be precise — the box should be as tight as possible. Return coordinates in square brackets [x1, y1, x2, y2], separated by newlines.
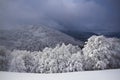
[82, 35, 120, 70]
[0, 46, 10, 71]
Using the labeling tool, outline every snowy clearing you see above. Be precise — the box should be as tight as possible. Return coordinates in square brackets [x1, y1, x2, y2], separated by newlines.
[0, 69, 120, 80]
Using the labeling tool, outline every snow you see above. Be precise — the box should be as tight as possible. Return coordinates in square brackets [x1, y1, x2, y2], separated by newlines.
[0, 69, 120, 80]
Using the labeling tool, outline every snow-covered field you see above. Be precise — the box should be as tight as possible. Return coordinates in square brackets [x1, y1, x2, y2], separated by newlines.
[0, 69, 120, 80]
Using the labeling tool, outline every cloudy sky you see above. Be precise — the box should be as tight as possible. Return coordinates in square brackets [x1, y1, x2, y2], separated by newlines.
[0, 0, 120, 32]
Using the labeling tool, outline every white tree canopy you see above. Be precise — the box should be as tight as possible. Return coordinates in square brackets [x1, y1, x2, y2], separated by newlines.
[83, 35, 120, 70]
[0, 35, 120, 73]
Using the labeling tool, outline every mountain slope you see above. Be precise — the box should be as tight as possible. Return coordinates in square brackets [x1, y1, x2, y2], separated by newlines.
[0, 25, 83, 51]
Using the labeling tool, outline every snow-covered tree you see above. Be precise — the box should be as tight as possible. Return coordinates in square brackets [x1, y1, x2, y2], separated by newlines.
[35, 43, 83, 73]
[82, 35, 120, 70]
[9, 43, 84, 73]
[1, 35, 120, 73]
[9, 50, 40, 73]
[0, 46, 10, 71]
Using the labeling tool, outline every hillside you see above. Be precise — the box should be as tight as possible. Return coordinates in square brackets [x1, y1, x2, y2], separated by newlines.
[0, 25, 83, 51]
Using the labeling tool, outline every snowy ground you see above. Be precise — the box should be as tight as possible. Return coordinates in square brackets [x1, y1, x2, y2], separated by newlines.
[0, 69, 120, 80]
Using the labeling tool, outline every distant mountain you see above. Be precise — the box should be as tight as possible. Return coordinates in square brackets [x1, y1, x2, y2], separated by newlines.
[61, 30, 120, 42]
[0, 25, 83, 51]
[96, 32, 120, 38]
[61, 30, 98, 41]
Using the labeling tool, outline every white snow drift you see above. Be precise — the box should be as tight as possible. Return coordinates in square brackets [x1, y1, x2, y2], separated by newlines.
[0, 35, 120, 73]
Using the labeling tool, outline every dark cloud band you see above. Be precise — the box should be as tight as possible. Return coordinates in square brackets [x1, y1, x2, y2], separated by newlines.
[0, 0, 120, 32]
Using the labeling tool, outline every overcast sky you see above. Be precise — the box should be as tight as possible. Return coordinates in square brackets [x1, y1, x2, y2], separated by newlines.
[0, 0, 120, 32]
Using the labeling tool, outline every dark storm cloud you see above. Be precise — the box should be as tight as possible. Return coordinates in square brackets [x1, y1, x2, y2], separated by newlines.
[0, 0, 120, 32]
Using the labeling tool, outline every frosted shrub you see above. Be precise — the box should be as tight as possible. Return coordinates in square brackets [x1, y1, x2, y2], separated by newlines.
[83, 35, 120, 70]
